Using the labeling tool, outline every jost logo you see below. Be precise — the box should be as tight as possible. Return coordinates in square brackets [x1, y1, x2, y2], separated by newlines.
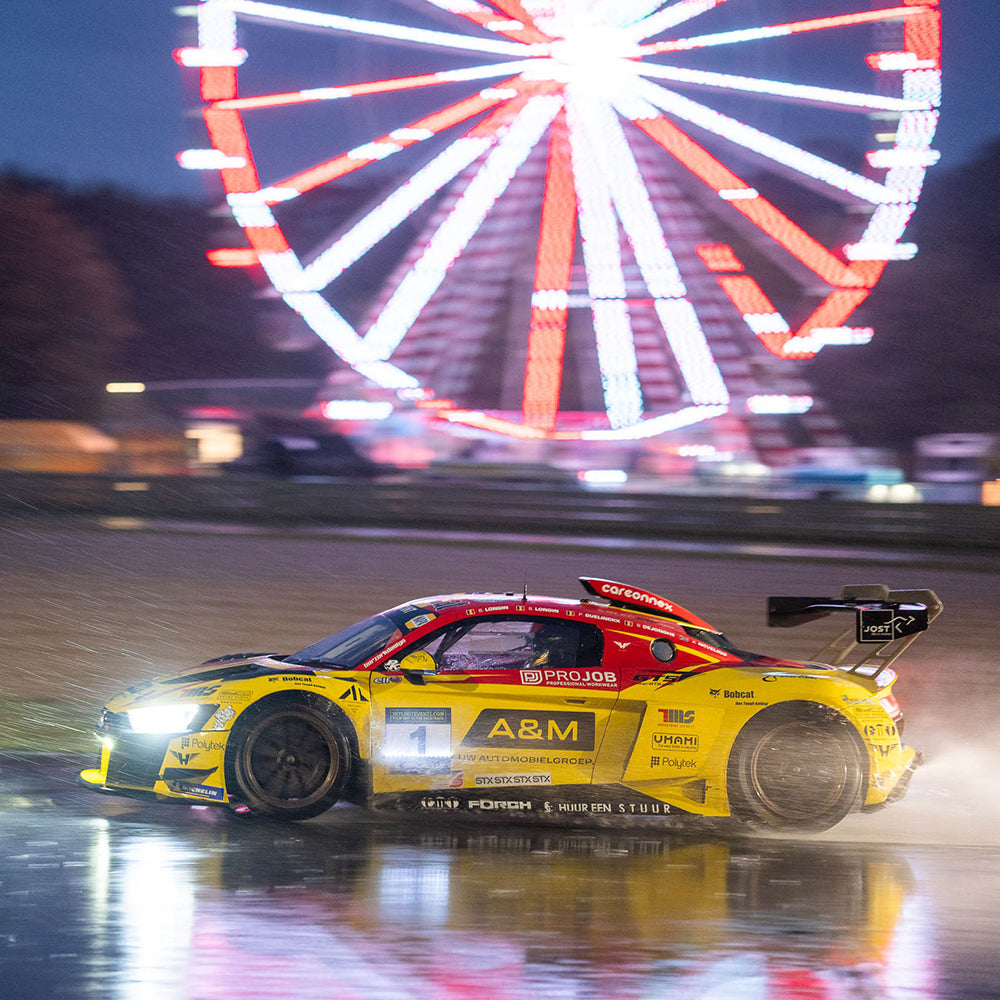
[462, 709, 596, 751]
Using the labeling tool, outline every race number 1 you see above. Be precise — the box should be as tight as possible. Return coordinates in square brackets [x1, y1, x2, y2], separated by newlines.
[384, 707, 452, 773]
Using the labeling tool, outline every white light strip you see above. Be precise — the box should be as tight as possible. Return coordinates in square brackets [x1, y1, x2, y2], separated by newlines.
[262, 61, 538, 106]
[230, 0, 527, 56]
[844, 241, 917, 261]
[282, 289, 420, 388]
[566, 97, 644, 428]
[581, 404, 728, 439]
[631, 0, 733, 41]
[177, 149, 247, 170]
[780, 327, 872, 355]
[303, 136, 493, 290]
[363, 96, 563, 360]
[578, 95, 728, 405]
[636, 63, 931, 114]
[638, 79, 901, 206]
[174, 46, 247, 67]
[196, 0, 239, 51]
[746, 394, 813, 414]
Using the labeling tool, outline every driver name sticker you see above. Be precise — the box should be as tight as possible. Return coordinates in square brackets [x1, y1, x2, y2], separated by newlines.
[384, 707, 451, 773]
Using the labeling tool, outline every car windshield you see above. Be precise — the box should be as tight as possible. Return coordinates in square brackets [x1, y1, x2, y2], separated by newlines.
[285, 613, 402, 668]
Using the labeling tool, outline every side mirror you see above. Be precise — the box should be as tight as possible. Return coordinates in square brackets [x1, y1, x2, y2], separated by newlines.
[400, 650, 436, 683]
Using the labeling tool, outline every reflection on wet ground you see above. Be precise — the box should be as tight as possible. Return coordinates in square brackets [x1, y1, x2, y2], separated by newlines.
[2, 754, 999, 999]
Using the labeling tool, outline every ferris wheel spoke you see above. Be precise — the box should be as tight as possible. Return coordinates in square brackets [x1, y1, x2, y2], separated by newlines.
[363, 94, 563, 361]
[522, 112, 575, 431]
[576, 96, 729, 406]
[419, 0, 554, 44]
[629, 0, 732, 40]
[638, 79, 898, 206]
[212, 61, 539, 112]
[566, 97, 644, 429]
[230, 0, 526, 56]
[627, 108, 876, 289]
[640, 6, 930, 56]
[303, 95, 548, 289]
[268, 79, 528, 202]
[636, 64, 932, 115]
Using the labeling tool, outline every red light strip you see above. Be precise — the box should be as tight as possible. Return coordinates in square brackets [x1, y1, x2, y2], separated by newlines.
[207, 248, 260, 267]
[202, 107, 267, 198]
[212, 65, 529, 112]
[442, 0, 553, 45]
[522, 111, 575, 432]
[696, 243, 744, 273]
[632, 114, 877, 289]
[270, 81, 526, 200]
[640, 6, 930, 55]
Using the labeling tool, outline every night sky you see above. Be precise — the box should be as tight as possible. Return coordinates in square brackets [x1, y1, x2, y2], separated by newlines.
[3, 1, 997, 200]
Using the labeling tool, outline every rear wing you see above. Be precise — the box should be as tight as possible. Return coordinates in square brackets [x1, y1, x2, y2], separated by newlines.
[767, 585, 943, 676]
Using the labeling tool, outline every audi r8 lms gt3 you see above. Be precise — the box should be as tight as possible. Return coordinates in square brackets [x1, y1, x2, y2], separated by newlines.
[80, 578, 942, 832]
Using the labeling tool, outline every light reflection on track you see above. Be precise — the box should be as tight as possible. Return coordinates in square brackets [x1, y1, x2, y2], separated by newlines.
[0, 760, 986, 1000]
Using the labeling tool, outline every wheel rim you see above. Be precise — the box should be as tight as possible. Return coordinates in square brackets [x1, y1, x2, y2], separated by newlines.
[747, 721, 852, 822]
[238, 709, 341, 810]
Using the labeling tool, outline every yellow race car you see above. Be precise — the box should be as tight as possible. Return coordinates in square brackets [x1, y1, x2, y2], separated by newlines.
[80, 577, 941, 832]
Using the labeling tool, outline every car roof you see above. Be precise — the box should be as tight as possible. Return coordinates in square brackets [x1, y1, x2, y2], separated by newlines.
[391, 578, 718, 635]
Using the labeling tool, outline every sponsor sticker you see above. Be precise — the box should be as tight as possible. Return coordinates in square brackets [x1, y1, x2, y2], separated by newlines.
[650, 755, 697, 769]
[474, 773, 552, 787]
[385, 707, 451, 773]
[212, 705, 236, 732]
[180, 736, 225, 753]
[652, 732, 699, 751]
[657, 708, 695, 725]
[520, 668, 616, 689]
[462, 710, 596, 751]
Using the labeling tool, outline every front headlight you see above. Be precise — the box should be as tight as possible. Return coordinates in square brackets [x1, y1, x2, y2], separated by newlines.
[127, 703, 201, 734]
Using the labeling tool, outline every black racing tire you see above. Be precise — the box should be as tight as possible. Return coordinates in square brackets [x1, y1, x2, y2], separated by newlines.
[226, 694, 352, 820]
[727, 703, 867, 833]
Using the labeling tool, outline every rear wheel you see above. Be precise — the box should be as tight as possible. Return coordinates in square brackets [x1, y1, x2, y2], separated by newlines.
[228, 696, 351, 820]
[727, 704, 866, 832]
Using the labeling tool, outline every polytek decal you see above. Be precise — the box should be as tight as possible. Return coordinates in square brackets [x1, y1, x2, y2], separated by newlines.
[520, 668, 616, 689]
[462, 710, 596, 751]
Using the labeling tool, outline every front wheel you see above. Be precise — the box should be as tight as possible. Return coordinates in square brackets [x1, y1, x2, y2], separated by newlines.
[227, 696, 352, 820]
[727, 704, 866, 832]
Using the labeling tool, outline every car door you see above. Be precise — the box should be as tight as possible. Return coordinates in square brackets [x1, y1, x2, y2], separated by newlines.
[367, 614, 617, 796]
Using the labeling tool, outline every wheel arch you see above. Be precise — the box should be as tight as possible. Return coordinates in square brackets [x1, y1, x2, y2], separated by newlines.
[223, 689, 364, 808]
[725, 699, 870, 830]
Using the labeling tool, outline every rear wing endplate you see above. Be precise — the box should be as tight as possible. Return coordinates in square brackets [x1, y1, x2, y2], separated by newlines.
[767, 585, 943, 675]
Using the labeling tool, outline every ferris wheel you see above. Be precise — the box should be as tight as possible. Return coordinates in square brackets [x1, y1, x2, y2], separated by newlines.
[176, 0, 941, 444]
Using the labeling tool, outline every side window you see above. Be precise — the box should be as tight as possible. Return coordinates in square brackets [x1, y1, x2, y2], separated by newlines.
[416, 617, 603, 673]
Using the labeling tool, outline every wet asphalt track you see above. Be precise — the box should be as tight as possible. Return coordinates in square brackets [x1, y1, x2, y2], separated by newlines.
[2, 521, 1000, 998]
